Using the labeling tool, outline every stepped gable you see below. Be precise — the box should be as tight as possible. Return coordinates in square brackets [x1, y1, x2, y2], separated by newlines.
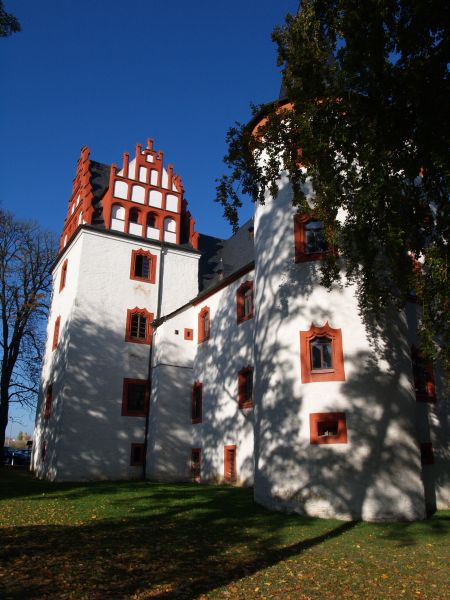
[198, 217, 254, 291]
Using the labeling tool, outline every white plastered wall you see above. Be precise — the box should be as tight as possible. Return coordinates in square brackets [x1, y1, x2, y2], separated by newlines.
[34, 228, 199, 481]
[252, 173, 426, 521]
[148, 271, 255, 485]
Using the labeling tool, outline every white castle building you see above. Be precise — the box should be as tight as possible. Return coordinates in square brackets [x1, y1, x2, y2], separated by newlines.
[32, 118, 449, 521]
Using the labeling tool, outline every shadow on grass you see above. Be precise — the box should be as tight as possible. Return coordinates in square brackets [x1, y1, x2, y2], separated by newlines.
[1, 470, 449, 599]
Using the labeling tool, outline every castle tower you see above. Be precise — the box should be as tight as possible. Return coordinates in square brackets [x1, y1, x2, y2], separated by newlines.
[33, 141, 201, 481]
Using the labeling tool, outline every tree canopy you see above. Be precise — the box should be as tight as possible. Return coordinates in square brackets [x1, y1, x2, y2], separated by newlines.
[216, 0, 450, 375]
[0, 0, 20, 37]
[0, 211, 56, 448]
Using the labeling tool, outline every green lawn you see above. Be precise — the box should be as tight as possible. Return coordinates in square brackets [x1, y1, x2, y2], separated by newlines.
[0, 467, 449, 599]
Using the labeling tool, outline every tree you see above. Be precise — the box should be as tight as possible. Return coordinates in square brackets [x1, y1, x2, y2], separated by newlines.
[0, 0, 20, 37]
[216, 0, 450, 376]
[0, 210, 56, 449]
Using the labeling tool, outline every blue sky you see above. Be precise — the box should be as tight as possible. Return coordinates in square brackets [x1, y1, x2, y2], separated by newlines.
[1, 0, 298, 437]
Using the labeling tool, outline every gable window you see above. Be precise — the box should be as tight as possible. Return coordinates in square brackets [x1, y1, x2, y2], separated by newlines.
[122, 379, 149, 417]
[238, 367, 254, 409]
[130, 249, 157, 283]
[52, 316, 61, 351]
[44, 384, 53, 420]
[198, 307, 210, 343]
[191, 448, 201, 482]
[130, 443, 145, 466]
[310, 412, 348, 445]
[59, 259, 68, 292]
[236, 281, 254, 324]
[125, 308, 153, 345]
[294, 214, 330, 263]
[224, 445, 237, 483]
[192, 381, 202, 424]
[411, 346, 436, 402]
[300, 322, 345, 383]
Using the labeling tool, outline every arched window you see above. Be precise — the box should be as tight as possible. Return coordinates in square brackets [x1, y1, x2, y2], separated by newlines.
[111, 204, 126, 232]
[147, 213, 157, 228]
[130, 249, 157, 283]
[128, 208, 142, 236]
[300, 322, 345, 383]
[163, 217, 177, 242]
[294, 214, 330, 263]
[125, 308, 153, 345]
[129, 208, 140, 223]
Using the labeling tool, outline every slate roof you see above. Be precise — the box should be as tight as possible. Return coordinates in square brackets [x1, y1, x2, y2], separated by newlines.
[198, 217, 254, 291]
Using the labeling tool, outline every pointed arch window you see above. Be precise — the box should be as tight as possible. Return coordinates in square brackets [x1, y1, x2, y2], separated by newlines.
[294, 214, 330, 263]
[125, 308, 153, 344]
[300, 322, 345, 383]
[130, 249, 157, 283]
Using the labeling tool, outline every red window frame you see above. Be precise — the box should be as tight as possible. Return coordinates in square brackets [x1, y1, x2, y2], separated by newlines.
[238, 367, 254, 409]
[224, 445, 237, 483]
[191, 448, 201, 482]
[121, 379, 149, 417]
[310, 412, 348, 445]
[44, 384, 53, 421]
[125, 308, 153, 345]
[52, 316, 61, 351]
[130, 249, 157, 283]
[198, 306, 210, 343]
[300, 322, 345, 383]
[192, 381, 202, 424]
[130, 443, 145, 466]
[184, 328, 194, 340]
[411, 346, 436, 402]
[59, 259, 68, 292]
[236, 280, 254, 324]
[294, 214, 334, 263]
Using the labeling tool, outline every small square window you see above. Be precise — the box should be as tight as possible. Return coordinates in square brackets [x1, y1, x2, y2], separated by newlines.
[184, 328, 194, 340]
[122, 379, 149, 417]
[310, 412, 347, 445]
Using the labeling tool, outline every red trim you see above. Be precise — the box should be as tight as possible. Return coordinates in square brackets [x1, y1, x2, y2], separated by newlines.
[44, 384, 53, 421]
[310, 412, 348, 445]
[130, 443, 145, 466]
[130, 249, 157, 283]
[198, 307, 210, 344]
[411, 346, 436, 403]
[294, 214, 328, 263]
[59, 259, 68, 292]
[224, 445, 237, 483]
[238, 367, 254, 409]
[125, 308, 153, 345]
[236, 280, 254, 324]
[300, 322, 345, 383]
[184, 328, 194, 340]
[193, 262, 255, 306]
[52, 316, 61, 351]
[420, 442, 434, 465]
[191, 447, 201, 482]
[121, 379, 149, 417]
[191, 381, 202, 424]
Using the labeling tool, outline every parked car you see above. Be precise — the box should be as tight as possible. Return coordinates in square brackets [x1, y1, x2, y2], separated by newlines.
[1, 447, 31, 466]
